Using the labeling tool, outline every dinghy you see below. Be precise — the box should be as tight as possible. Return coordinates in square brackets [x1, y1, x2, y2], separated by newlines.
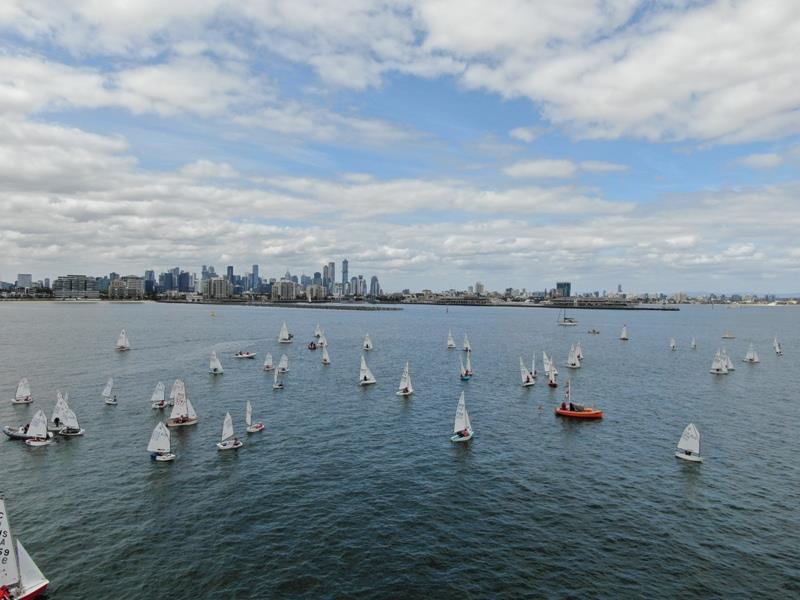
[115, 328, 130, 351]
[272, 368, 284, 390]
[396, 361, 414, 396]
[148, 422, 175, 461]
[743, 344, 760, 364]
[168, 379, 180, 406]
[575, 342, 584, 361]
[670, 338, 677, 351]
[307, 341, 317, 351]
[3, 414, 54, 441]
[209, 351, 224, 375]
[722, 331, 735, 339]
[262, 353, 274, 371]
[277, 354, 289, 373]
[150, 381, 166, 409]
[216, 412, 243, 450]
[565, 344, 581, 369]
[519, 357, 535, 387]
[588, 328, 600, 335]
[619, 325, 629, 341]
[774, 336, 783, 356]
[547, 365, 558, 388]
[675, 423, 703, 462]
[234, 351, 256, 359]
[47, 392, 69, 432]
[363, 334, 373, 351]
[318, 334, 328, 348]
[450, 391, 473, 442]
[447, 330, 456, 349]
[555, 380, 603, 419]
[463, 333, 472, 353]
[530, 353, 538, 379]
[102, 377, 117, 405]
[359, 355, 377, 386]
[10, 378, 33, 404]
[459, 354, 473, 381]
[321, 346, 331, 365]
[0, 496, 50, 600]
[709, 350, 728, 374]
[166, 380, 198, 427]
[24, 411, 52, 447]
[721, 348, 735, 371]
[690, 337, 697, 349]
[557, 309, 577, 326]
[278, 322, 293, 343]
[57, 408, 84, 436]
[543, 351, 558, 377]
[314, 323, 323, 338]
[245, 400, 264, 433]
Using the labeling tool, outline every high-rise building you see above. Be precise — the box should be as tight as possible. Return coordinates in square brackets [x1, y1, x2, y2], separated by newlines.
[15, 274, 32, 289]
[227, 266, 234, 283]
[327, 262, 335, 288]
[350, 276, 358, 297]
[52, 274, 99, 298]
[43, 278, 50, 289]
[475, 281, 485, 295]
[178, 271, 193, 293]
[341, 259, 349, 286]
[322, 265, 329, 287]
[251, 264, 259, 291]
[556, 282, 571, 298]
[369, 276, 380, 297]
[617, 284, 623, 294]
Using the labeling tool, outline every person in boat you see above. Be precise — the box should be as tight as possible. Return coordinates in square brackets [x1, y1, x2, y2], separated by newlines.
[113, 394, 117, 402]
[402, 387, 409, 394]
[458, 428, 470, 438]
[560, 401, 567, 410]
[568, 402, 575, 411]
[23, 423, 29, 433]
[363, 375, 368, 382]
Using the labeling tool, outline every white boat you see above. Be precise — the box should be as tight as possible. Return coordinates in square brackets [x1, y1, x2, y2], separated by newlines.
[318, 334, 328, 348]
[209, 351, 224, 375]
[359, 355, 377, 386]
[396, 361, 413, 396]
[262, 352, 274, 371]
[148, 422, 175, 461]
[447, 330, 456, 349]
[565, 343, 581, 369]
[166, 380, 198, 427]
[709, 350, 728, 374]
[277, 354, 289, 373]
[722, 331, 735, 339]
[245, 400, 264, 433]
[675, 423, 703, 462]
[23, 410, 52, 447]
[557, 309, 578, 326]
[519, 357, 535, 387]
[721, 348, 735, 371]
[670, 338, 677, 351]
[10, 378, 33, 404]
[314, 323, 323, 338]
[450, 391, 473, 442]
[743, 344, 760, 363]
[0, 496, 50, 599]
[57, 407, 84, 436]
[547, 365, 558, 388]
[690, 337, 697, 349]
[234, 351, 256, 359]
[459, 353, 473, 381]
[216, 412, 242, 450]
[278, 321, 293, 343]
[774, 336, 783, 356]
[575, 342, 583, 361]
[620, 325, 629, 341]
[272, 368, 284, 390]
[115, 328, 130, 351]
[463, 333, 471, 353]
[543, 351, 558, 377]
[47, 392, 69, 432]
[102, 377, 116, 405]
[530, 353, 538, 379]
[363, 333, 373, 351]
[150, 381, 166, 409]
[168, 379, 180, 406]
[321, 346, 331, 365]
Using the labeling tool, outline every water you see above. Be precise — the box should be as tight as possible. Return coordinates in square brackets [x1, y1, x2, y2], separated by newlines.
[1, 302, 799, 599]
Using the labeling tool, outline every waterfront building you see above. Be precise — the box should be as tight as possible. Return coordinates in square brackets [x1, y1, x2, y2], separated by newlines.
[52, 274, 100, 299]
[475, 281, 485, 295]
[369, 276, 381, 297]
[15, 274, 32, 290]
[226, 265, 234, 283]
[556, 282, 571, 298]
[271, 279, 297, 301]
[202, 277, 232, 299]
[307, 284, 325, 301]
[327, 262, 335, 291]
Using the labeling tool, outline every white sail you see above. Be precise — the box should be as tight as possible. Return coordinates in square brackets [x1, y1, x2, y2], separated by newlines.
[209, 351, 223, 374]
[744, 344, 759, 363]
[531, 353, 537, 378]
[459, 355, 466, 377]
[690, 337, 697, 349]
[774, 336, 783, 355]
[186, 395, 197, 419]
[363, 334, 373, 350]
[220, 412, 234, 443]
[278, 354, 289, 372]
[246, 401, 253, 427]
[147, 422, 171, 454]
[169, 380, 187, 419]
[16, 540, 47, 594]
[27, 410, 48, 438]
[465, 352, 472, 374]
[447, 330, 456, 348]
[116, 328, 130, 349]
[169, 379, 180, 401]
[0, 497, 20, 589]
[101, 377, 114, 398]
[314, 323, 323, 337]
[61, 408, 79, 430]
[548, 366, 557, 386]
[453, 391, 470, 434]
[566, 344, 581, 368]
[463, 333, 471, 352]
[359, 355, 376, 384]
[322, 346, 331, 364]
[278, 321, 291, 342]
[519, 357, 534, 385]
[710, 351, 728, 374]
[273, 368, 281, 387]
[543, 351, 558, 376]
[575, 342, 583, 361]
[677, 423, 700, 455]
[722, 349, 735, 371]
[15, 378, 31, 401]
[670, 338, 677, 350]
[263, 352, 273, 370]
[318, 334, 328, 348]
[51, 395, 69, 425]
[150, 382, 165, 405]
[397, 361, 413, 394]
[620, 325, 629, 340]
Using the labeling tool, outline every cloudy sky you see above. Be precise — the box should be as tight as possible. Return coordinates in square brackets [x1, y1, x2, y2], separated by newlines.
[1, 1, 799, 293]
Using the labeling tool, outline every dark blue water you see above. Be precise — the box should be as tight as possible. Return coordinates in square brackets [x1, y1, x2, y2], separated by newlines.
[1, 302, 799, 598]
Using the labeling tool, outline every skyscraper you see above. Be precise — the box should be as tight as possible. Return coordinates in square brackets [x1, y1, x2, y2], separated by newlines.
[369, 276, 380, 297]
[341, 259, 349, 286]
[327, 262, 335, 288]
[556, 282, 571, 298]
[251, 264, 259, 291]
[227, 265, 234, 283]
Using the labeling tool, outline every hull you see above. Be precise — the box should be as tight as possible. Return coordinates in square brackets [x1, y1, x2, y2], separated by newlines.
[247, 423, 265, 433]
[104, 399, 117, 405]
[166, 417, 198, 428]
[521, 381, 535, 387]
[15, 581, 49, 600]
[675, 452, 703, 463]
[742, 359, 759, 363]
[10, 398, 33, 404]
[548, 382, 558, 388]
[396, 390, 413, 397]
[25, 438, 53, 447]
[234, 353, 256, 359]
[151, 452, 176, 462]
[565, 364, 580, 369]
[152, 402, 166, 409]
[555, 407, 603, 419]
[450, 432, 473, 443]
[115, 347, 130, 351]
[557, 322, 577, 326]
[359, 380, 376, 386]
[322, 361, 330, 365]
[209, 370, 224, 375]
[278, 339, 292, 344]
[58, 428, 84, 436]
[216, 440, 243, 451]
[272, 384, 284, 389]
[263, 366, 274, 372]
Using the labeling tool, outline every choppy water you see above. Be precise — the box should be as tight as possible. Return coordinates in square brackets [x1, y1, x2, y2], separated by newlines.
[1, 301, 799, 599]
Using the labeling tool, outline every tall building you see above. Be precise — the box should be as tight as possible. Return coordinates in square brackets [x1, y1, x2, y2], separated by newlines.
[52, 274, 99, 299]
[341, 259, 349, 286]
[475, 281, 485, 295]
[322, 264, 329, 287]
[369, 276, 380, 297]
[15, 274, 32, 289]
[251, 264, 259, 291]
[226, 265, 234, 283]
[271, 279, 297, 301]
[327, 262, 335, 289]
[178, 271, 193, 293]
[556, 282, 571, 298]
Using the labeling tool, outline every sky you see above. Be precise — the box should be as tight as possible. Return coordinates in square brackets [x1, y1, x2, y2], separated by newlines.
[1, 0, 799, 294]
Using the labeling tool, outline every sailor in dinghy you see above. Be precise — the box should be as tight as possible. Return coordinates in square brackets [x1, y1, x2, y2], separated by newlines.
[450, 391, 473, 443]
[57, 408, 84, 436]
[555, 380, 603, 419]
[216, 412, 243, 450]
[0, 495, 50, 600]
[675, 423, 703, 462]
[396, 361, 413, 396]
[9, 378, 33, 404]
[245, 401, 264, 433]
[148, 422, 175, 461]
[520, 357, 535, 387]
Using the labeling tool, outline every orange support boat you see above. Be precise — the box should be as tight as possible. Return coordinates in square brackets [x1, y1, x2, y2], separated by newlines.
[555, 380, 603, 419]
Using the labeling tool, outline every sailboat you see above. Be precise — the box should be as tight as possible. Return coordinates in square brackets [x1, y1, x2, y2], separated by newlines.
[150, 381, 166, 409]
[619, 325, 629, 341]
[774, 336, 783, 356]
[102, 377, 116, 405]
[547, 365, 558, 388]
[709, 350, 728, 374]
[209, 351, 224, 375]
[115, 328, 130, 351]
[463, 333, 472, 353]
[262, 353, 274, 372]
[0, 496, 50, 599]
[575, 342, 584, 361]
[57, 408, 84, 436]
[47, 392, 69, 432]
[148, 422, 175, 461]
[670, 338, 677, 351]
[318, 334, 328, 348]
[519, 357, 535, 387]
[690, 337, 697, 349]
[168, 379, 180, 406]
[447, 330, 456, 349]
[314, 323, 323, 338]
[722, 331, 735, 339]
[363, 334, 373, 351]
[216, 412, 242, 450]
[721, 348, 735, 371]
[245, 401, 264, 433]
[450, 391, 473, 442]
[555, 379, 603, 418]
[396, 361, 413, 396]
[23, 410, 52, 447]
[675, 423, 703, 462]
[277, 354, 289, 373]
[743, 344, 760, 364]
[4, 406, 56, 441]
[459, 353, 473, 381]
[359, 355, 377, 386]
[10, 378, 33, 404]
[166, 380, 198, 427]
[278, 322, 293, 343]
[565, 344, 581, 369]
[531, 353, 538, 379]
[272, 368, 284, 390]
[321, 346, 331, 365]
[557, 308, 578, 326]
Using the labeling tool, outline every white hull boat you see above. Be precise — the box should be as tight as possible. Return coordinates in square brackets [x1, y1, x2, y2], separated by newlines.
[675, 423, 703, 463]
[245, 401, 264, 433]
[450, 391, 473, 443]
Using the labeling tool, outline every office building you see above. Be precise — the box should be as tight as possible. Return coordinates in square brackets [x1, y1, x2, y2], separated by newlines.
[226, 266, 234, 283]
[341, 259, 349, 286]
[271, 279, 297, 301]
[52, 274, 100, 299]
[369, 276, 380, 297]
[202, 277, 232, 299]
[556, 282, 571, 298]
[15, 274, 32, 289]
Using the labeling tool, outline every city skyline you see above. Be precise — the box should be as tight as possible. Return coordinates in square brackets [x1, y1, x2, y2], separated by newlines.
[1, 2, 799, 293]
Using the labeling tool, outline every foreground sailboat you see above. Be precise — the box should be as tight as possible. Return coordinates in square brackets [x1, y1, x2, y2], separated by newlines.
[57, 408, 84, 436]
[278, 322, 293, 343]
[245, 401, 264, 433]
[675, 423, 703, 462]
[24, 411, 52, 447]
[148, 422, 175, 461]
[321, 346, 331, 365]
[0, 496, 49, 600]
[620, 325, 629, 341]
[363, 334, 373, 351]
[565, 344, 581, 369]
[447, 330, 456, 349]
[359, 356, 377, 386]
[209, 351, 224, 375]
[48, 392, 69, 431]
[555, 380, 603, 419]
[709, 350, 728, 374]
[450, 391, 473, 442]
[396, 361, 413, 396]
[150, 381, 166, 409]
[166, 380, 198, 427]
[10, 378, 32, 404]
[115, 328, 130, 351]
[774, 336, 783, 356]
[277, 354, 289, 373]
[690, 337, 697, 350]
[743, 344, 760, 364]
[459, 353, 473, 381]
[216, 412, 242, 450]
[262, 353, 274, 372]
[557, 309, 577, 326]
[102, 377, 116, 405]
[3, 407, 55, 441]
[519, 357, 535, 387]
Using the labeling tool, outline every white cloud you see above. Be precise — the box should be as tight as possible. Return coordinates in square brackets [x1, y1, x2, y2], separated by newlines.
[737, 153, 783, 169]
[504, 159, 577, 179]
[509, 126, 538, 143]
[180, 160, 238, 179]
[580, 161, 628, 173]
